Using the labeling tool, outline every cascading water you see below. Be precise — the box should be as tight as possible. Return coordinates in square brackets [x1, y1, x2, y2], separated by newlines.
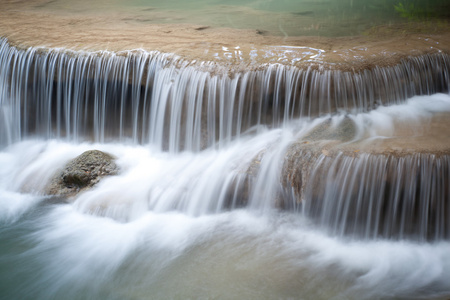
[2, 38, 449, 151]
[304, 152, 450, 240]
[1, 37, 450, 299]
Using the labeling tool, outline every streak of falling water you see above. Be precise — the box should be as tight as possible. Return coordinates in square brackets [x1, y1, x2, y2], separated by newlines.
[1, 37, 450, 299]
[1, 38, 449, 151]
[305, 153, 450, 241]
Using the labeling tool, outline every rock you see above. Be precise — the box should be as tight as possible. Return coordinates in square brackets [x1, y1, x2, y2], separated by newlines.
[221, 151, 265, 209]
[302, 117, 357, 142]
[46, 150, 118, 197]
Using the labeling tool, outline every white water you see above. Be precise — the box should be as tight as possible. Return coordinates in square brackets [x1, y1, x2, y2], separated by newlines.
[2, 205, 450, 300]
[1, 94, 450, 299]
[2, 38, 449, 152]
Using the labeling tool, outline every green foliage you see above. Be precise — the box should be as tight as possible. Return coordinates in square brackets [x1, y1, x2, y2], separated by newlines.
[394, 1, 424, 20]
[393, 0, 447, 21]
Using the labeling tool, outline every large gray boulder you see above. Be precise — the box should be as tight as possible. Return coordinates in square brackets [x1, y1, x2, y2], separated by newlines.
[46, 150, 118, 197]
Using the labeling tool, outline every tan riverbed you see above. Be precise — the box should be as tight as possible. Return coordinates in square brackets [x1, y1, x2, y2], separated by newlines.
[1, 0, 450, 71]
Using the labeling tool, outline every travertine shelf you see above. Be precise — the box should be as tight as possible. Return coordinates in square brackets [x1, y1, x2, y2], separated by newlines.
[2, 0, 450, 71]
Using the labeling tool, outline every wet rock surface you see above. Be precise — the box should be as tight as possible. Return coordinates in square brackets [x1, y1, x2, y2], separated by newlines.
[46, 150, 118, 197]
[302, 117, 357, 142]
[1, 0, 450, 71]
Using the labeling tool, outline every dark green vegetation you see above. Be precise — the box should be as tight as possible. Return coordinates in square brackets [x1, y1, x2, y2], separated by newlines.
[393, 0, 450, 21]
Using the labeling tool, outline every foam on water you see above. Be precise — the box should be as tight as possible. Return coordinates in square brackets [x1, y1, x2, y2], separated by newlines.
[1, 203, 450, 299]
[1, 36, 450, 297]
[0, 95, 450, 298]
[2, 93, 450, 220]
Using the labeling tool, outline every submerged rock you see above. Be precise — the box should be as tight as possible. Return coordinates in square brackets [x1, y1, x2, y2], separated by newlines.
[46, 150, 118, 197]
[302, 117, 357, 142]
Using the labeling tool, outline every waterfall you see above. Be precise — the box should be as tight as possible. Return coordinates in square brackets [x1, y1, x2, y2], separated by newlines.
[1, 37, 449, 152]
[2, 33, 450, 299]
[304, 153, 450, 241]
[1, 37, 450, 242]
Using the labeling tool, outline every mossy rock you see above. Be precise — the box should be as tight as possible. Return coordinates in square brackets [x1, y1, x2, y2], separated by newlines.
[46, 150, 118, 197]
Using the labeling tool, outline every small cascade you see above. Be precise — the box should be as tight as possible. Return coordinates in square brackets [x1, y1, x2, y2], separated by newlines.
[303, 153, 450, 241]
[1, 37, 449, 152]
[1, 37, 450, 242]
[4, 1, 450, 297]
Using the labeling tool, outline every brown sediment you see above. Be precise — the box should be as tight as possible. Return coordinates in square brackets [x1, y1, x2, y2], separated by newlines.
[1, 0, 450, 71]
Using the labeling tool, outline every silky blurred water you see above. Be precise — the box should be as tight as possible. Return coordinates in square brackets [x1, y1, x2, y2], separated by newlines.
[1, 0, 450, 298]
[2, 203, 450, 300]
[1, 95, 450, 299]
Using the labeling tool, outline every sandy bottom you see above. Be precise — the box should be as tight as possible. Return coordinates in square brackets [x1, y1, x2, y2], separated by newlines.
[1, 0, 450, 70]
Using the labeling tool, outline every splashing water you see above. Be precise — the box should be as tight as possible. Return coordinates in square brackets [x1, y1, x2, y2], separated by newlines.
[1, 39, 450, 299]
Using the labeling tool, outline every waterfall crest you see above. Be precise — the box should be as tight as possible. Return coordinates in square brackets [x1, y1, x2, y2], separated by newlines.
[1, 38, 449, 152]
